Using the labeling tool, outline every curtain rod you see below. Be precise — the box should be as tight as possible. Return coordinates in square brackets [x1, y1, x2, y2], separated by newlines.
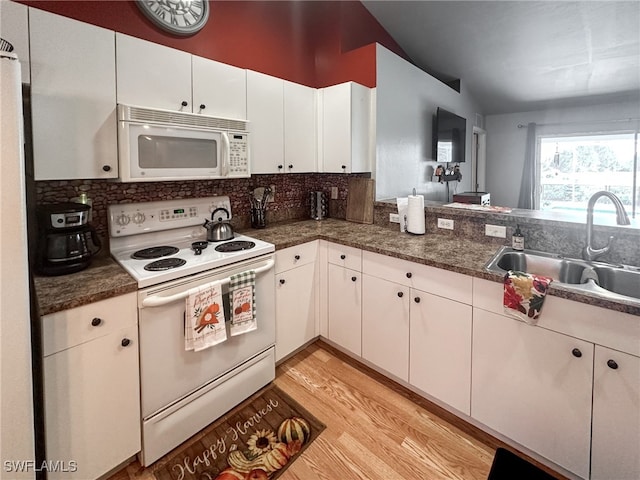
[517, 118, 640, 128]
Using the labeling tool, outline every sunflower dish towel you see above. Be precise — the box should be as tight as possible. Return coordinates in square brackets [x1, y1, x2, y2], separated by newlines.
[503, 270, 553, 325]
[229, 270, 257, 336]
[185, 280, 228, 351]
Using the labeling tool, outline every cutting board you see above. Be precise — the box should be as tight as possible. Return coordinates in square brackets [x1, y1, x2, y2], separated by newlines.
[346, 178, 375, 224]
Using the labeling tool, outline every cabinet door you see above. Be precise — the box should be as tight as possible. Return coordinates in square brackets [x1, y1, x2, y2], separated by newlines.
[327, 264, 362, 356]
[284, 80, 316, 172]
[192, 56, 247, 119]
[409, 291, 472, 414]
[30, 9, 117, 179]
[472, 309, 593, 479]
[116, 33, 192, 112]
[246, 70, 284, 174]
[1, 1, 30, 82]
[321, 82, 371, 173]
[591, 346, 640, 480]
[362, 274, 409, 380]
[44, 325, 141, 480]
[275, 262, 316, 361]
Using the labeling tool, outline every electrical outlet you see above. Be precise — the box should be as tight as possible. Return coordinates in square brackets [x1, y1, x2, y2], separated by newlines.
[268, 184, 275, 202]
[389, 213, 400, 223]
[485, 224, 507, 238]
[437, 218, 454, 230]
[331, 186, 338, 199]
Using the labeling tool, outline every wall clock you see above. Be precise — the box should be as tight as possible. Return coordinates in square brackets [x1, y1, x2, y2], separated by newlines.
[136, 0, 209, 36]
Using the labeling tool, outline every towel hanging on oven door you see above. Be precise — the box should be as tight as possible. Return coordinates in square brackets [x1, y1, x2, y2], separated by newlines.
[185, 280, 227, 351]
[229, 270, 257, 336]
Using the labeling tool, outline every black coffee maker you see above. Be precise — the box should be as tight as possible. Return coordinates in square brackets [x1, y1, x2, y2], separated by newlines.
[36, 203, 101, 276]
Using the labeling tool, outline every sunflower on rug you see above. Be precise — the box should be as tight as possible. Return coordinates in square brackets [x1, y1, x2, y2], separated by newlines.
[151, 384, 324, 480]
[219, 417, 311, 480]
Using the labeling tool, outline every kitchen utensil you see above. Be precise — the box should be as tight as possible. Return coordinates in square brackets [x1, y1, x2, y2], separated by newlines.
[203, 207, 234, 242]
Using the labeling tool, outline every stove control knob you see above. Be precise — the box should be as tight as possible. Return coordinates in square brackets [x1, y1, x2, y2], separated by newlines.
[116, 214, 131, 226]
[132, 212, 146, 224]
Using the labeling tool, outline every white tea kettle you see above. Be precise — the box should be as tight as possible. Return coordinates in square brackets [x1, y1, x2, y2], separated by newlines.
[203, 207, 234, 242]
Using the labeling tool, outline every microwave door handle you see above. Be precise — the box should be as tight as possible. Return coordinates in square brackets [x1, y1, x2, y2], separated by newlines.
[141, 259, 275, 308]
[221, 132, 230, 176]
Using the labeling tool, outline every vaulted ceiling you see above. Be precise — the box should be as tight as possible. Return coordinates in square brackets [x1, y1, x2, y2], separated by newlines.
[362, 1, 640, 114]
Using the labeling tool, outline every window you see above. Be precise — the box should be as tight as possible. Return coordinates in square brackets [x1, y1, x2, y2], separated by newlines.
[538, 132, 639, 218]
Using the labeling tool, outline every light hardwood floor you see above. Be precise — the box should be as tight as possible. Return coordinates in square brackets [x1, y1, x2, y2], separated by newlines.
[109, 341, 565, 480]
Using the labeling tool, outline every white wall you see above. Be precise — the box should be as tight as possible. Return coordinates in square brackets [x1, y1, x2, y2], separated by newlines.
[374, 44, 483, 201]
[485, 98, 640, 207]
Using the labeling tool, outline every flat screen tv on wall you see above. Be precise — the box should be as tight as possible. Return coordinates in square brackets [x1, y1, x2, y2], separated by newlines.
[434, 107, 466, 164]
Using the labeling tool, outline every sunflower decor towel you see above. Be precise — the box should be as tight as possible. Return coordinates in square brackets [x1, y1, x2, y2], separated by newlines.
[185, 280, 227, 351]
[503, 270, 553, 325]
[229, 270, 257, 336]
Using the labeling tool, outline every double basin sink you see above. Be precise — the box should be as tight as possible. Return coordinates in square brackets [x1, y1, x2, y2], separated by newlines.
[485, 246, 640, 304]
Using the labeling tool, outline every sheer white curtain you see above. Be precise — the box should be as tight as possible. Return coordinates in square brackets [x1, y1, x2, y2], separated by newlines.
[518, 122, 537, 209]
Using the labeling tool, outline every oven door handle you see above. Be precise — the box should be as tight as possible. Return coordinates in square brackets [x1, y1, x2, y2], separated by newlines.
[141, 259, 275, 308]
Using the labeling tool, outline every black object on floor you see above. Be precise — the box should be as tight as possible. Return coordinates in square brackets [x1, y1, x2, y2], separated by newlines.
[488, 448, 558, 480]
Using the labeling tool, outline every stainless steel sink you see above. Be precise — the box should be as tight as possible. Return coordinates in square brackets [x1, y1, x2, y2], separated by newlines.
[485, 246, 640, 304]
[591, 266, 640, 300]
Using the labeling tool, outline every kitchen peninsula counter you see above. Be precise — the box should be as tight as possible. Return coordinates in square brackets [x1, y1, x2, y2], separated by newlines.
[35, 218, 640, 316]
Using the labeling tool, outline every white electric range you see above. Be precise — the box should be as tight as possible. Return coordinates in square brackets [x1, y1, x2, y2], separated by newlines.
[108, 197, 276, 466]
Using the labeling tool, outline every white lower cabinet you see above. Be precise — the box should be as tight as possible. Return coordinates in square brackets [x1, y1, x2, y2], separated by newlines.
[275, 243, 318, 362]
[591, 346, 640, 480]
[362, 274, 410, 380]
[327, 263, 362, 356]
[42, 293, 140, 479]
[472, 308, 593, 479]
[409, 291, 472, 414]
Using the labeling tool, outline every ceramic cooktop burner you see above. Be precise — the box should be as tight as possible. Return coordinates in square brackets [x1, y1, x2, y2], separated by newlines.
[144, 258, 187, 271]
[215, 241, 256, 253]
[132, 246, 179, 260]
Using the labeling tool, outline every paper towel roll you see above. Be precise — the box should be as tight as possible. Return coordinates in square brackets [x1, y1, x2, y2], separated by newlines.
[406, 195, 425, 234]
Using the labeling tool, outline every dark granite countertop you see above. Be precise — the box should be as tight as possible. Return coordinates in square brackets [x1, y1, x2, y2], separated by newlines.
[34, 218, 640, 317]
[34, 255, 138, 316]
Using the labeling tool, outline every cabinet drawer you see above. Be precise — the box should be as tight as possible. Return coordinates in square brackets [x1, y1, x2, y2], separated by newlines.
[275, 241, 317, 274]
[42, 292, 137, 357]
[327, 243, 362, 271]
[363, 251, 472, 305]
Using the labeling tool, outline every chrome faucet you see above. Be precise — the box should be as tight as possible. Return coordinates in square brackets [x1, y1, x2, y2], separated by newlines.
[582, 191, 630, 261]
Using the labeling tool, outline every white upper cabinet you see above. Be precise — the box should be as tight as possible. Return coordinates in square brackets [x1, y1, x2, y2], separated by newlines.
[1, 1, 30, 82]
[116, 33, 192, 112]
[246, 70, 284, 174]
[30, 8, 117, 180]
[320, 81, 373, 173]
[284, 80, 317, 173]
[192, 56, 247, 120]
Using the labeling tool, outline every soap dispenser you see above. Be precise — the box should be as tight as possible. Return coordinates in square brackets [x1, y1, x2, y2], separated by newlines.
[512, 224, 524, 251]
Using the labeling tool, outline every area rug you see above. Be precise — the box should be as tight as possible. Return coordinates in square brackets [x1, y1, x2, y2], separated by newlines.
[487, 448, 558, 480]
[152, 383, 325, 480]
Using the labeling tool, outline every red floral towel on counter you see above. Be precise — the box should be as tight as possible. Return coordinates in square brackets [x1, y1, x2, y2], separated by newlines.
[503, 270, 553, 325]
[185, 280, 227, 351]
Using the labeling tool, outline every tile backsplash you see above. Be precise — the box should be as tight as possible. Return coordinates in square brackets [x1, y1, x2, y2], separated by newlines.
[35, 173, 370, 246]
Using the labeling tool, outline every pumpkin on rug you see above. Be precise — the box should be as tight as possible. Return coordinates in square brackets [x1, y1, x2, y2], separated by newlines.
[151, 384, 325, 480]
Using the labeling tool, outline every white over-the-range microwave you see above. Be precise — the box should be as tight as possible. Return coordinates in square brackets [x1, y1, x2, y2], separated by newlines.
[117, 104, 250, 182]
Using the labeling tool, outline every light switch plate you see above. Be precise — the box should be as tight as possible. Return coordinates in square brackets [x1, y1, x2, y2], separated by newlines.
[331, 187, 338, 199]
[389, 213, 400, 223]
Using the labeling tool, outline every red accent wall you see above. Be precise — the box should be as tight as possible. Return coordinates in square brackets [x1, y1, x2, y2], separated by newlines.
[17, 1, 409, 88]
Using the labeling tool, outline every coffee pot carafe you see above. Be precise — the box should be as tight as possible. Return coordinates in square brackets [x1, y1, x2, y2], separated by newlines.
[36, 203, 101, 276]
